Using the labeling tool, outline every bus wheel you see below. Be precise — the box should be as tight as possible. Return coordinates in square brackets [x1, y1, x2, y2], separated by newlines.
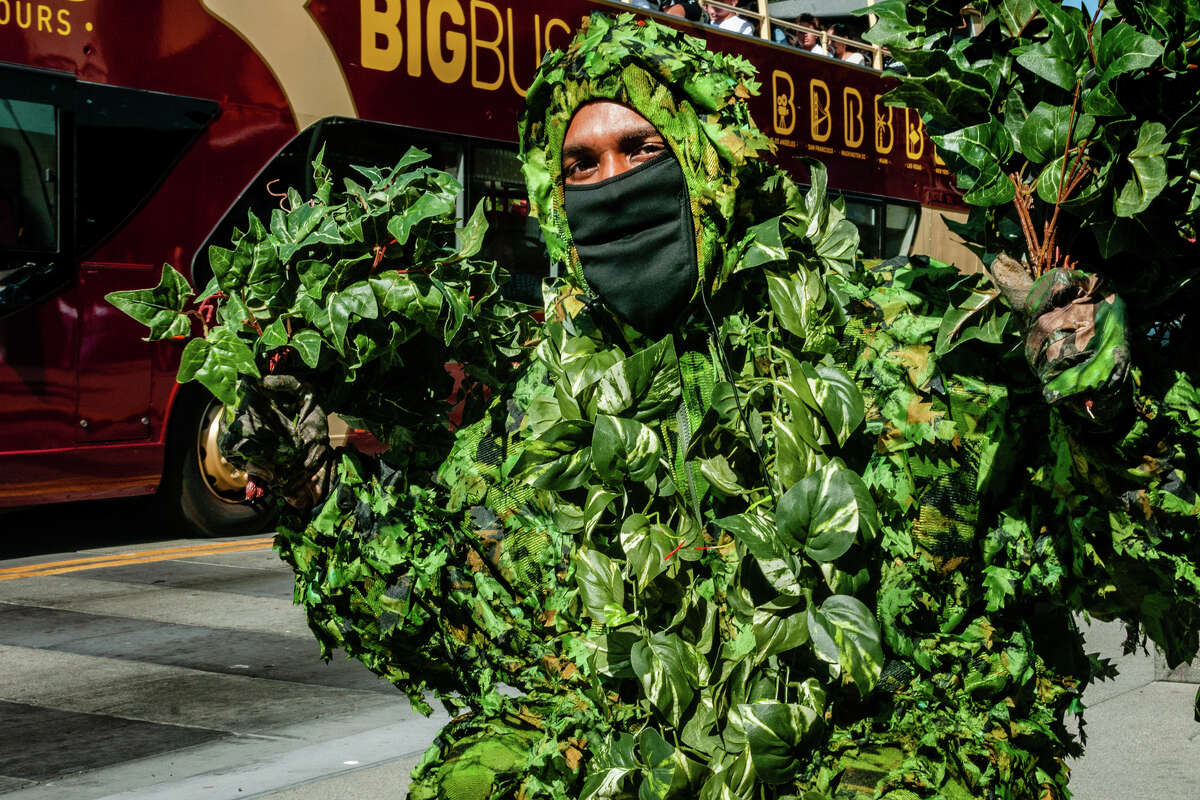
[160, 388, 276, 538]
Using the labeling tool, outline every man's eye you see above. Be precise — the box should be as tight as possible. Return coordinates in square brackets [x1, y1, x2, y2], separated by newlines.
[564, 160, 596, 178]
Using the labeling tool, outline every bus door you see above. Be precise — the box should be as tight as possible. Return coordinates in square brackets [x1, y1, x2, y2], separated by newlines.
[0, 64, 76, 454]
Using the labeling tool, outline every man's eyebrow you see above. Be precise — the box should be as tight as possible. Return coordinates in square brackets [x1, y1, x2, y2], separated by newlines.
[619, 124, 664, 146]
[561, 142, 595, 161]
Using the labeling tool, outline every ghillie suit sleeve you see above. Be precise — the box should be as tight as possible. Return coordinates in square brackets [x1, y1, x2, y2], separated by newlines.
[108, 11, 1200, 800]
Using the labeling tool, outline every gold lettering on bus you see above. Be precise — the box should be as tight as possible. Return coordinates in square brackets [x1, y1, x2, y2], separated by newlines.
[505, 8, 537, 98]
[809, 79, 831, 143]
[771, 70, 795, 136]
[544, 17, 570, 52]
[873, 95, 894, 155]
[406, 0, 421, 77]
[361, 0, 402, 72]
[427, 0, 466, 84]
[842, 87, 863, 149]
[904, 108, 924, 160]
[470, 0, 504, 91]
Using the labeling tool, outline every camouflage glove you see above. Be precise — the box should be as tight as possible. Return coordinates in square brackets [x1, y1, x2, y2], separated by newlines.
[989, 254, 1131, 423]
[220, 375, 331, 511]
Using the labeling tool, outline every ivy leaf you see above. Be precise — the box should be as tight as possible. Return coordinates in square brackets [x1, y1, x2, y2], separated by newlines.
[630, 632, 699, 726]
[1016, 46, 1080, 91]
[777, 462, 879, 562]
[1018, 102, 1095, 165]
[713, 513, 803, 596]
[997, 0, 1038, 37]
[580, 733, 637, 800]
[1114, 121, 1168, 217]
[637, 728, 693, 800]
[259, 317, 289, 349]
[742, 216, 787, 270]
[935, 287, 1009, 356]
[386, 190, 456, 246]
[453, 200, 489, 261]
[1097, 22, 1164, 78]
[291, 328, 324, 368]
[176, 326, 259, 407]
[806, 594, 884, 696]
[105, 263, 194, 341]
[327, 281, 379, 354]
[935, 121, 1016, 207]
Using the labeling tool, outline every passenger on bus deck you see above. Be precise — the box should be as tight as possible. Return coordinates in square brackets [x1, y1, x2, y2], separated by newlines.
[703, 2, 754, 36]
[829, 23, 867, 65]
[661, 0, 703, 21]
[796, 13, 829, 57]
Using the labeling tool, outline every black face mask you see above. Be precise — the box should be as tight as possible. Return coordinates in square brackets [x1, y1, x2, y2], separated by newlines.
[564, 152, 698, 337]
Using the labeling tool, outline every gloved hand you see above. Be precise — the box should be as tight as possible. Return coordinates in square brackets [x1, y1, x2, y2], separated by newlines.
[220, 375, 331, 511]
[989, 253, 1131, 423]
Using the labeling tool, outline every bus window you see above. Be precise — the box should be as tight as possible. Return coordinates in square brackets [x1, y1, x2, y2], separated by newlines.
[195, 117, 464, 287]
[0, 98, 57, 254]
[75, 83, 218, 257]
[469, 145, 548, 305]
[842, 196, 919, 260]
[883, 203, 919, 258]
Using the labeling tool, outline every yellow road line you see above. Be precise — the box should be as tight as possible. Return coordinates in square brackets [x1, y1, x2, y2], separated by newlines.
[0, 538, 275, 582]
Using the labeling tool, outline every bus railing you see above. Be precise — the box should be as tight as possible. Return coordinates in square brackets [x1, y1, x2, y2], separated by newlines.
[616, 0, 888, 71]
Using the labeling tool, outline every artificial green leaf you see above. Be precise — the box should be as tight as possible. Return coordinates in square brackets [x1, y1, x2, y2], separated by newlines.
[291, 328, 324, 368]
[327, 281, 379, 353]
[176, 326, 259, 407]
[777, 462, 879, 562]
[105, 264, 194, 340]
[1018, 102, 1095, 165]
[593, 414, 664, 484]
[630, 632, 699, 726]
[1097, 22, 1164, 77]
[807, 594, 884, 696]
[732, 701, 820, 784]
[1115, 121, 1168, 216]
[620, 514, 677, 589]
[575, 548, 624, 625]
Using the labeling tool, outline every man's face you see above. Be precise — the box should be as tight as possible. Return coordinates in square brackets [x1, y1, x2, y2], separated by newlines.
[562, 101, 668, 186]
[705, 3, 730, 23]
[802, 29, 819, 48]
[664, 2, 687, 17]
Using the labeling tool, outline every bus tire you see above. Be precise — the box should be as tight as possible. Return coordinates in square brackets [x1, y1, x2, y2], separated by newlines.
[160, 387, 276, 538]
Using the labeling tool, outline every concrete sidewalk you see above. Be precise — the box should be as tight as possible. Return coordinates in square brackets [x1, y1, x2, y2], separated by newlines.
[251, 618, 1200, 799]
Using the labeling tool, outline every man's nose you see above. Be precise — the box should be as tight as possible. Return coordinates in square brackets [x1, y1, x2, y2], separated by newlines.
[595, 152, 627, 182]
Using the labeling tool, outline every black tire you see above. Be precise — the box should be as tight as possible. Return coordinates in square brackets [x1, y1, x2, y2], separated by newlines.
[158, 387, 276, 538]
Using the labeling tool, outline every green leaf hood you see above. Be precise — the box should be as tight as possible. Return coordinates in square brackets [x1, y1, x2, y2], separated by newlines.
[519, 12, 791, 303]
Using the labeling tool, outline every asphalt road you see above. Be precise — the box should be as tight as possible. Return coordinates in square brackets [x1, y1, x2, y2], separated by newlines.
[1, 496, 1197, 799]
[0, 496, 443, 799]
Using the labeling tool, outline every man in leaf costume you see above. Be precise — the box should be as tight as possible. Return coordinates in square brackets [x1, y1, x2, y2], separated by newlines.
[112, 11, 1200, 800]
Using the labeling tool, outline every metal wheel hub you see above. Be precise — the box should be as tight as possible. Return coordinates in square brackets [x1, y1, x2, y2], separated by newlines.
[197, 401, 248, 504]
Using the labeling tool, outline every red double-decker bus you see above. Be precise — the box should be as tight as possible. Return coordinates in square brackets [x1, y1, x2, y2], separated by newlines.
[0, 0, 965, 536]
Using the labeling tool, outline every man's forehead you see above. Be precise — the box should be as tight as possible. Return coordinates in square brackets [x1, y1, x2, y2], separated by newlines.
[564, 101, 659, 145]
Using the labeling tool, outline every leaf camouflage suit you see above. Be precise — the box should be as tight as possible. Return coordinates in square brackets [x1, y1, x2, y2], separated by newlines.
[110, 12, 1200, 800]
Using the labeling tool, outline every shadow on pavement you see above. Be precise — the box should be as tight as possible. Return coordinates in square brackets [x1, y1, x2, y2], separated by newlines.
[1, 495, 189, 559]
